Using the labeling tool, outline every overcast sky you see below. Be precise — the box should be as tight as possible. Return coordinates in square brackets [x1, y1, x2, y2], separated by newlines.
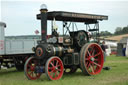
[0, 0, 128, 36]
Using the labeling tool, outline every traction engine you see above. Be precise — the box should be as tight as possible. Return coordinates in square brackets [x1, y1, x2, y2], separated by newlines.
[24, 4, 108, 80]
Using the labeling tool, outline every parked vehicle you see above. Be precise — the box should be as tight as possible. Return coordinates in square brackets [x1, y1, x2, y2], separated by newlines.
[0, 22, 39, 70]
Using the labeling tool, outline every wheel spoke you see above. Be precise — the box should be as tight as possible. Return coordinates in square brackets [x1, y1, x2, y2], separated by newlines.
[92, 49, 95, 56]
[48, 67, 53, 70]
[49, 70, 54, 74]
[49, 70, 54, 77]
[36, 73, 38, 77]
[53, 60, 55, 65]
[56, 62, 61, 67]
[92, 63, 95, 71]
[94, 52, 101, 57]
[57, 65, 60, 67]
[90, 46, 94, 56]
[50, 62, 55, 67]
[57, 69, 61, 72]
[56, 60, 59, 66]
[30, 71, 34, 77]
[87, 50, 91, 57]
[92, 62, 101, 67]
[94, 59, 99, 61]
[27, 64, 31, 68]
[55, 71, 58, 77]
[90, 65, 94, 74]
[85, 58, 89, 61]
[87, 62, 91, 68]
[27, 67, 30, 71]
[86, 61, 89, 66]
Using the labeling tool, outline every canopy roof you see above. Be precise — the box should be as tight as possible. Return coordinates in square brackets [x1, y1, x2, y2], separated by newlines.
[37, 11, 108, 24]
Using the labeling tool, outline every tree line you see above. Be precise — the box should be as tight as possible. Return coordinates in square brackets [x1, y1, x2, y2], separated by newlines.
[99, 25, 128, 36]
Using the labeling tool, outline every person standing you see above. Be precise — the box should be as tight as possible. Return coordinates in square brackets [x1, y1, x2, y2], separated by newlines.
[101, 41, 106, 62]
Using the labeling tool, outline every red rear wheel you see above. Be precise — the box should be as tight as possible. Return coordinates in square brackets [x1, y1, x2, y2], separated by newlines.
[45, 56, 64, 80]
[24, 57, 41, 80]
[80, 43, 104, 75]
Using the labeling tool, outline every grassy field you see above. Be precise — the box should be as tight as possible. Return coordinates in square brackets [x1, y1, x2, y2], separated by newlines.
[0, 55, 128, 85]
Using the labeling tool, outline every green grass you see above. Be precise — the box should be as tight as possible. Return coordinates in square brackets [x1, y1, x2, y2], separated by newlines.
[0, 55, 128, 85]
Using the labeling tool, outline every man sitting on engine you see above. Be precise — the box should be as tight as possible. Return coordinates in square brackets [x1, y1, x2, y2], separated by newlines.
[52, 18, 59, 37]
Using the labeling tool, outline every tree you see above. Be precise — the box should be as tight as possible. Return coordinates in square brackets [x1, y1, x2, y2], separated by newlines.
[122, 26, 128, 34]
[100, 31, 112, 36]
[114, 26, 128, 35]
[114, 27, 122, 35]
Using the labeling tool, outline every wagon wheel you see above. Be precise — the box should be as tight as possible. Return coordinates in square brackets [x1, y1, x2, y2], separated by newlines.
[14, 58, 24, 71]
[24, 57, 41, 80]
[15, 63, 24, 71]
[45, 56, 64, 80]
[80, 43, 104, 75]
[64, 66, 77, 74]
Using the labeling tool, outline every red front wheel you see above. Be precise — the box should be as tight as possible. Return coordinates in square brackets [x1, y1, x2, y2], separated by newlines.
[24, 57, 41, 80]
[45, 56, 64, 80]
[80, 43, 104, 75]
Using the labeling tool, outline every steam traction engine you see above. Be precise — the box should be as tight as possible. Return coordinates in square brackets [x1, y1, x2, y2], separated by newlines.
[24, 4, 108, 80]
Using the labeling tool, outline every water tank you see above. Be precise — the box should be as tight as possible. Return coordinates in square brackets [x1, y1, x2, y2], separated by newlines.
[0, 22, 6, 55]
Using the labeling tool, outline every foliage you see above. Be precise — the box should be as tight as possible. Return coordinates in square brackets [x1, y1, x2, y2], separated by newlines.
[99, 25, 128, 36]
[0, 56, 128, 85]
[114, 27, 122, 35]
[100, 31, 112, 36]
[114, 26, 128, 35]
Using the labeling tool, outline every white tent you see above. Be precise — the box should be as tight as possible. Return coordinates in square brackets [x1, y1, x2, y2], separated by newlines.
[104, 41, 117, 56]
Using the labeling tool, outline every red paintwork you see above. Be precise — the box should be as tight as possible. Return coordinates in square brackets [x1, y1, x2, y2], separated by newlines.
[47, 57, 64, 80]
[26, 58, 41, 80]
[84, 44, 104, 75]
[42, 30, 46, 34]
[110, 51, 117, 55]
[36, 47, 43, 57]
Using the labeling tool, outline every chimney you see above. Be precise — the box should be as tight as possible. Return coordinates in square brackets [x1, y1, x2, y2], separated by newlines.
[40, 4, 48, 43]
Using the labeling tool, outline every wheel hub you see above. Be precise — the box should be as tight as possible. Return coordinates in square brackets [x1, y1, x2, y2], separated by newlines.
[90, 57, 95, 61]
[55, 67, 58, 70]
[53, 67, 58, 72]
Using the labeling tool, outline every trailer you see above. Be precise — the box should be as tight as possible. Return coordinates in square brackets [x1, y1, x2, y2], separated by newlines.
[0, 22, 39, 70]
[24, 4, 108, 80]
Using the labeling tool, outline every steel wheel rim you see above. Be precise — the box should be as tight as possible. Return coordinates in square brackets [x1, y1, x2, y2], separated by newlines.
[25, 57, 41, 80]
[46, 57, 64, 80]
[84, 44, 104, 75]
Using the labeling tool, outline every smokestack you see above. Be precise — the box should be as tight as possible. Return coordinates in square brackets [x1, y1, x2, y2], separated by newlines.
[40, 4, 48, 43]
